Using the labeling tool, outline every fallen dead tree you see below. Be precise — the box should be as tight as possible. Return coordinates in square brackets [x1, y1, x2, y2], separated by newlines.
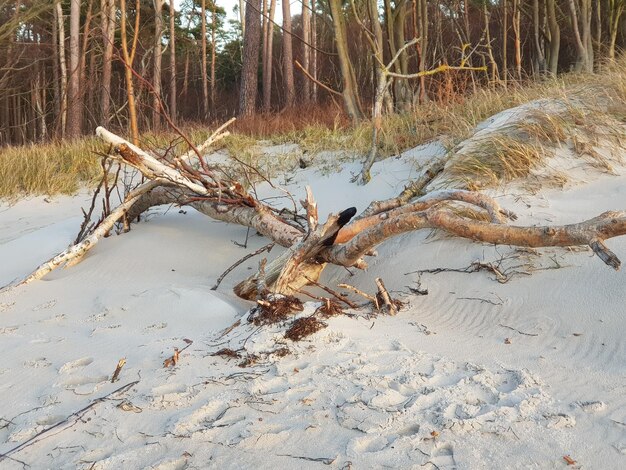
[9, 125, 626, 299]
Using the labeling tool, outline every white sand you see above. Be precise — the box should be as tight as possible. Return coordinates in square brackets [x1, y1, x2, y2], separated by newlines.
[1, 128, 626, 469]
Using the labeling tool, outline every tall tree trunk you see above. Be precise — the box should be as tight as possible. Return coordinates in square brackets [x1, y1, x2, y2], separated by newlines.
[483, 2, 500, 83]
[153, 0, 163, 128]
[513, 0, 522, 79]
[546, 0, 560, 75]
[52, 3, 60, 132]
[311, 0, 317, 103]
[533, 0, 547, 73]
[67, 0, 82, 138]
[302, 0, 311, 102]
[502, 0, 508, 86]
[262, 0, 276, 110]
[608, 0, 624, 60]
[211, 0, 217, 106]
[169, 0, 177, 122]
[101, 0, 116, 126]
[120, 0, 141, 145]
[568, 0, 592, 72]
[239, 0, 246, 36]
[201, 0, 209, 120]
[238, 0, 261, 115]
[282, 0, 295, 107]
[328, 0, 362, 122]
[56, 0, 67, 138]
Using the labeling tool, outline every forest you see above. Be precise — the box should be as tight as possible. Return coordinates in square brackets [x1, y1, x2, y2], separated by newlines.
[1, 0, 625, 146]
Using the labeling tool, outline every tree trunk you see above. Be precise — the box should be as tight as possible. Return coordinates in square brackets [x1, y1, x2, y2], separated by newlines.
[483, 2, 500, 83]
[56, 0, 68, 138]
[282, 0, 295, 107]
[302, 0, 311, 102]
[546, 0, 560, 75]
[502, 0, 508, 86]
[328, 0, 362, 122]
[513, 0, 522, 79]
[169, 0, 177, 122]
[67, 0, 82, 138]
[262, 0, 276, 110]
[211, 0, 217, 106]
[238, 0, 262, 116]
[201, 0, 209, 119]
[533, 0, 547, 74]
[120, 0, 140, 145]
[101, 0, 116, 126]
[153, 0, 163, 129]
[311, 0, 318, 103]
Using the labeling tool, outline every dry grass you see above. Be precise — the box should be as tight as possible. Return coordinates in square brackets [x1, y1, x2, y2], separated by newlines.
[0, 137, 103, 198]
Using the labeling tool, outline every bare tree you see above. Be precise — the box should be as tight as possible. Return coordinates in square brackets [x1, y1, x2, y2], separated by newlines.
[16, 126, 626, 303]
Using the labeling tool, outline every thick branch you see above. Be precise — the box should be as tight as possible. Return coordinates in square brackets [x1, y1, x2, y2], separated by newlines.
[327, 208, 626, 269]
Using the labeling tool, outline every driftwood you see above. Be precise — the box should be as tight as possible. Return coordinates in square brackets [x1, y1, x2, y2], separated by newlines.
[9, 125, 626, 300]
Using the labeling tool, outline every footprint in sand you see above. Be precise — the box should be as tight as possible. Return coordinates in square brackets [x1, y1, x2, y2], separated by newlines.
[57, 357, 106, 395]
[150, 383, 197, 409]
[24, 357, 51, 368]
[429, 442, 456, 468]
[32, 300, 57, 311]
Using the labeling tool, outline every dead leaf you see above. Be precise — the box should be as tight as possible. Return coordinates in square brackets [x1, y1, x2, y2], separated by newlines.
[563, 455, 576, 465]
[504, 337, 512, 344]
[183, 338, 193, 344]
[430, 430, 439, 438]
[293, 367, 299, 373]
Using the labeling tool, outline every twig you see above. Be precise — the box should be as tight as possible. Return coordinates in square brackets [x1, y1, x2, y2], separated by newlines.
[375, 277, 398, 315]
[303, 276, 359, 308]
[498, 323, 539, 336]
[212, 243, 274, 290]
[0, 381, 139, 462]
[458, 296, 503, 306]
[338, 283, 379, 309]
[295, 60, 342, 96]
[110, 358, 126, 383]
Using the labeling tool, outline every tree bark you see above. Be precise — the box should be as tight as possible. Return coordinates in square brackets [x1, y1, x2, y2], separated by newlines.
[546, 0, 560, 75]
[169, 0, 177, 122]
[282, 0, 295, 107]
[201, 0, 209, 119]
[239, 0, 262, 115]
[329, 0, 362, 122]
[101, 0, 116, 126]
[262, 0, 276, 110]
[153, 0, 164, 128]
[120, 0, 141, 145]
[67, 0, 82, 138]
[55, 0, 68, 138]
[302, 0, 311, 102]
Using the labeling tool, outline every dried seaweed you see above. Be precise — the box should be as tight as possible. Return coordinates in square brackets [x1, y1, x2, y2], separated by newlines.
[249, 295, 304, 325]
[285, 317, 327, 341]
